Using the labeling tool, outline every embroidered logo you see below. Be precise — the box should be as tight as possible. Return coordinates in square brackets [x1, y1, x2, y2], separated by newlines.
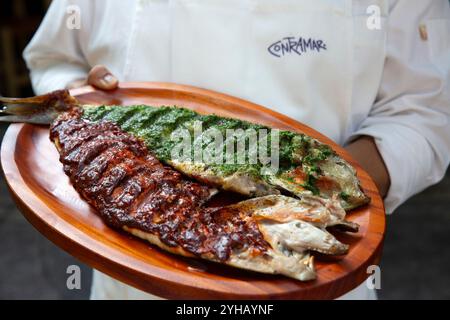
[268, 37, 327, 58]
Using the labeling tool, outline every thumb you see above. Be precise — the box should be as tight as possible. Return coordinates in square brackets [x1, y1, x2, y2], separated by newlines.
[87, 65, 119, 90]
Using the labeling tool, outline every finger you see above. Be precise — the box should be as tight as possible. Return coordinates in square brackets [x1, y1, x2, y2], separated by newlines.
[87, 65, 119, 90]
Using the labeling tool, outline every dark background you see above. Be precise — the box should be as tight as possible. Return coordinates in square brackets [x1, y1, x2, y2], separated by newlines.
[1, 1, 449, 300]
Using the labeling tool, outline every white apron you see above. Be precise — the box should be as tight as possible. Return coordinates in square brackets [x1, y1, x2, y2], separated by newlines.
[91, 0, 386, 299]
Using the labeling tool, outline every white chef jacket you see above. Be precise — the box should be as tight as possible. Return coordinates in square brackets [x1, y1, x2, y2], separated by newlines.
[23, 0, 450, 300]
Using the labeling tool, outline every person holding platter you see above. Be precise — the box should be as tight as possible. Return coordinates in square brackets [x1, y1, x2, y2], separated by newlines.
[23, 0, 450, 299]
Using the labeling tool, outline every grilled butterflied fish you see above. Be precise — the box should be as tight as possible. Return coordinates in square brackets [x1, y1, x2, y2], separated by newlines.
[0, 90, 364, 280]
[45, 109, 358, 281]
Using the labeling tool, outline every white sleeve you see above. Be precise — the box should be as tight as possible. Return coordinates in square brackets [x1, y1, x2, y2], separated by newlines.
[23, 0, 92, 95]
[349, 0, 450, 213]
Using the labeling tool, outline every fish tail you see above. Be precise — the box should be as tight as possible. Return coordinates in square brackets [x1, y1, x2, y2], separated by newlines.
[0, 90, 78, 124]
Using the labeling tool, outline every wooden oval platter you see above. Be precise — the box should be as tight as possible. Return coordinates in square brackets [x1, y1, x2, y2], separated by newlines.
[1, 82, 385, 299]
